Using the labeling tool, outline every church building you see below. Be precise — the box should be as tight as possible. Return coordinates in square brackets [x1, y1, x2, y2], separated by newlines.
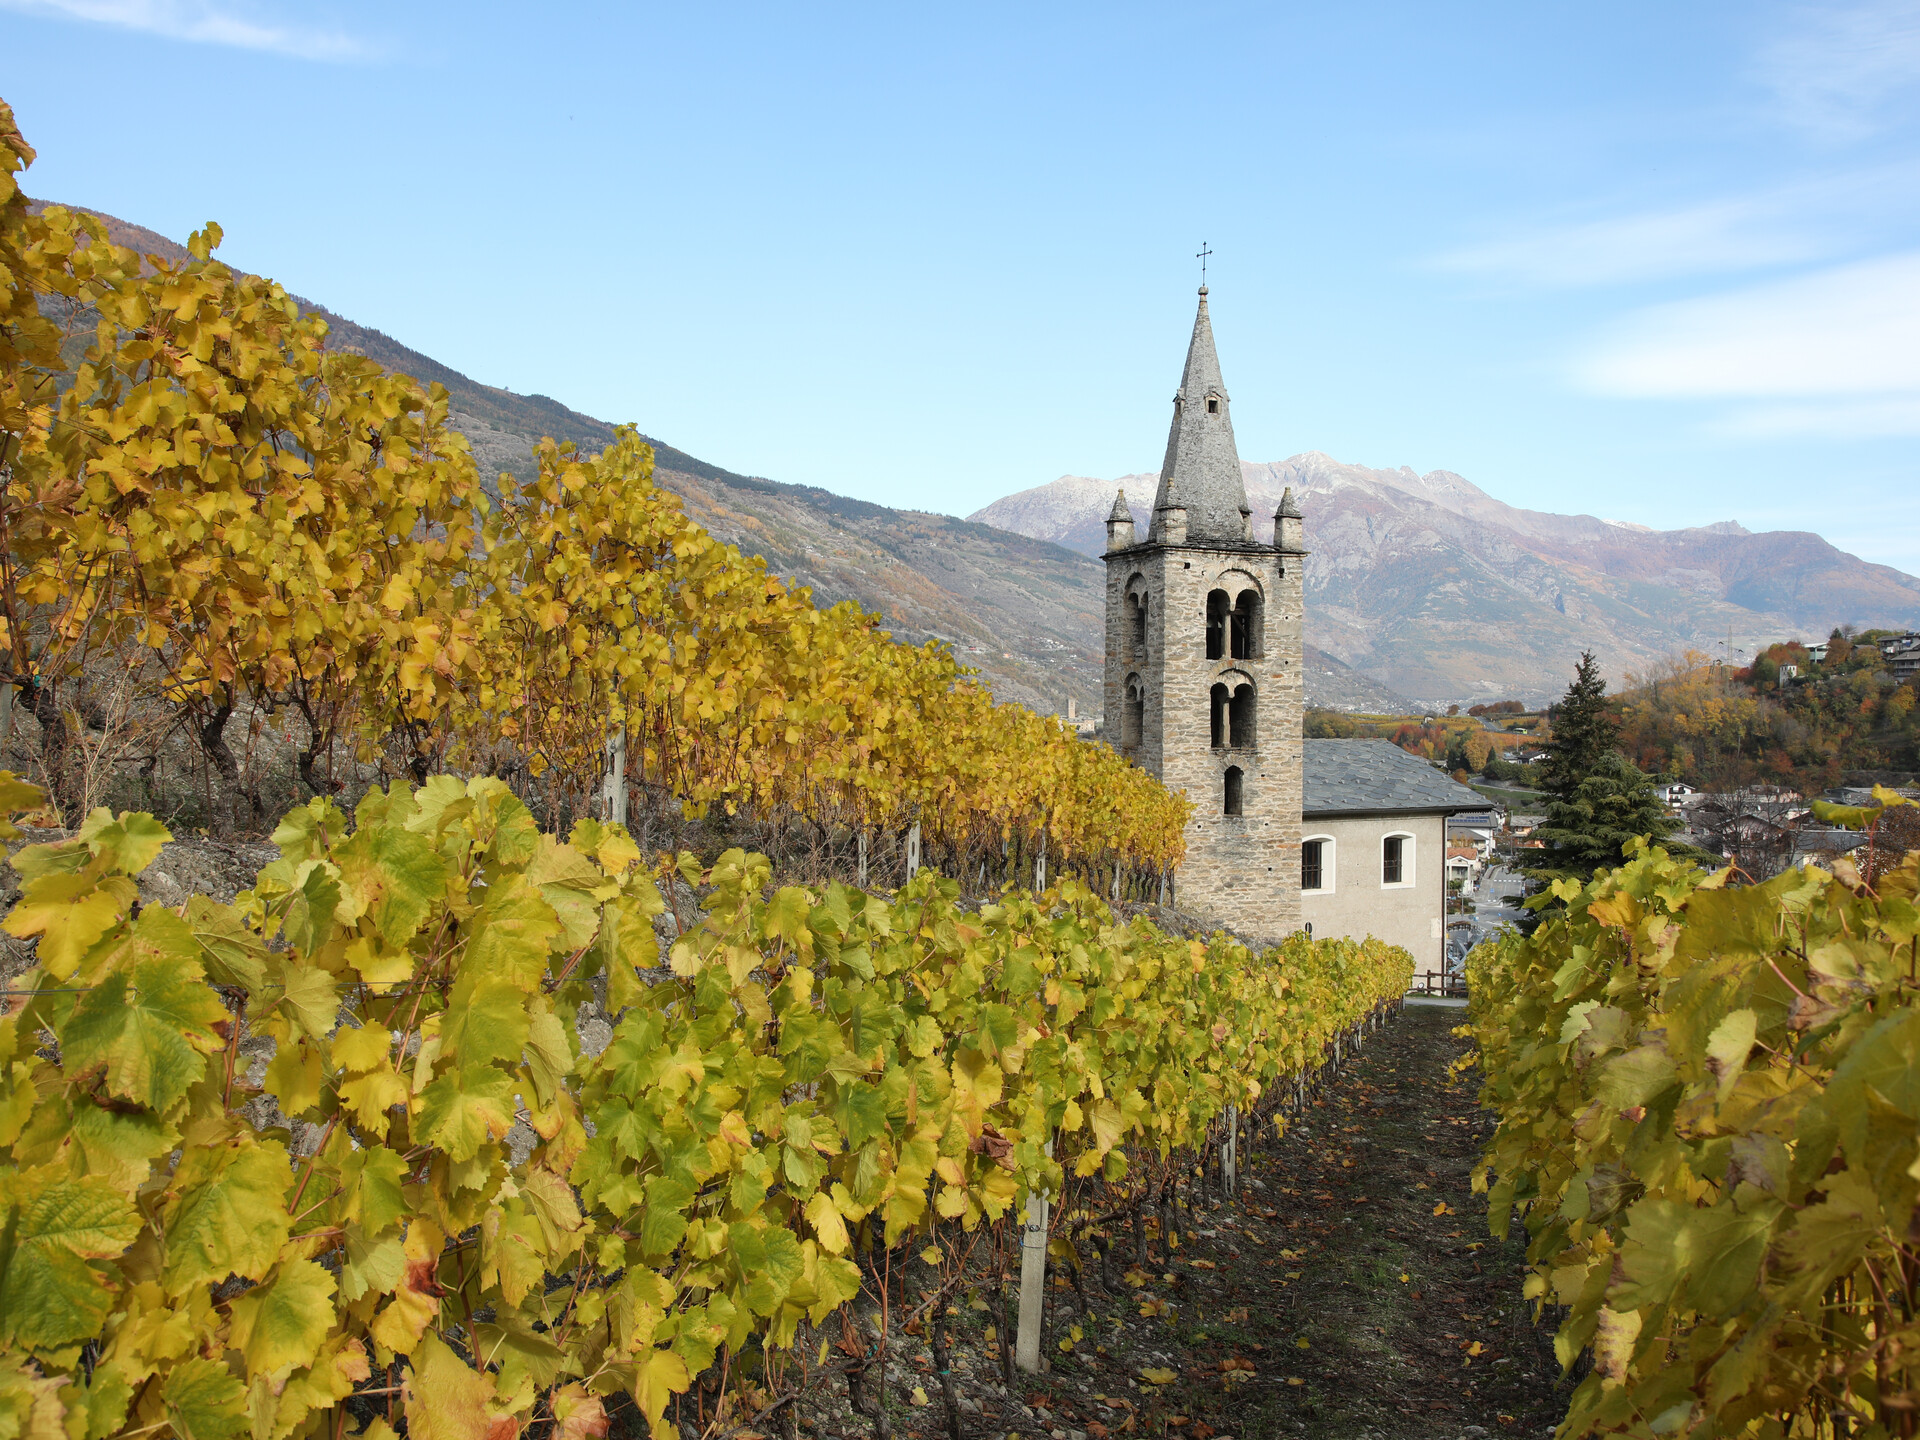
[1102, 285, 1307, 938]
[1103, 287, 1478, 954]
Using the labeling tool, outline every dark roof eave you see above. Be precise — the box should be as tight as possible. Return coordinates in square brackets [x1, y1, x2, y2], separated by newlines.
[1302, 802, 1485, 819]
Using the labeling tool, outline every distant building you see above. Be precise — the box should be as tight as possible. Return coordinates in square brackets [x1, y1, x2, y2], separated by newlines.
[1883, 633, 1920, 682]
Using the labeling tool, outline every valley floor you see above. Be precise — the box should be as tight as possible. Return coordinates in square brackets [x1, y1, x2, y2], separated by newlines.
[771, 1002, 1567, 1440]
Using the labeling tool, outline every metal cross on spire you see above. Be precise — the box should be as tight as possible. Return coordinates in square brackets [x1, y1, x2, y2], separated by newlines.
[1196, 241, 1213, 287]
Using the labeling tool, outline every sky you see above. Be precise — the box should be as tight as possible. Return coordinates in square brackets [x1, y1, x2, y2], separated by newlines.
[5, 1, 1920, 571]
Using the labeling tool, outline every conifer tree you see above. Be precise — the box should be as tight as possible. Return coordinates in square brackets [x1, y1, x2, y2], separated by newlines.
[1527, 653, 1704, 881]
[1530, 750, 1688, 879]
[1539, 651, 1616, 798]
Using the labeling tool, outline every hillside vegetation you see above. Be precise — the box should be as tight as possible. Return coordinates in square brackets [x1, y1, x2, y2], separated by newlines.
[1616, 635, 1920, 791]
[3, 105, 1183, 884]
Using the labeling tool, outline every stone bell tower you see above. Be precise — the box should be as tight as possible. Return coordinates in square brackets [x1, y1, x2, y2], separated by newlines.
[1102, 287, 1307, 939]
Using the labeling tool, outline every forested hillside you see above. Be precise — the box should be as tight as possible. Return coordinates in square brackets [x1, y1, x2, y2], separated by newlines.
[1615, 633, 1920, 790]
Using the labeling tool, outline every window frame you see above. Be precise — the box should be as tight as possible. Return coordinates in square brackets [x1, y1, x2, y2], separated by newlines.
[1381, 831, 1415, 889]
[1301, 834, 1334, 893]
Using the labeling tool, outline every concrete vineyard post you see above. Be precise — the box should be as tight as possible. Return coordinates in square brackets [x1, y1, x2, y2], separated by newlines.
[1016, 1138, 1054, 1374]
[599, 724, 627, 826]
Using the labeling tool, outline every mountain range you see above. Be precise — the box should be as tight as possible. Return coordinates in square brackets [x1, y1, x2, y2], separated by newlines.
[43, 202, 1920, 712]
[973, 459, 1920, 703]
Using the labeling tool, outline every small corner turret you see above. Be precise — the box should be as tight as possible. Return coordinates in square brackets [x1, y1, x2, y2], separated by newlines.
[1105, 489, 1136, 553]
[1274, 487, 1305, 552]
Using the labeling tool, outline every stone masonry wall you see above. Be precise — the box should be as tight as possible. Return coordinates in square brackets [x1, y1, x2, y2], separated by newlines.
[1105, 538, 1305, 941]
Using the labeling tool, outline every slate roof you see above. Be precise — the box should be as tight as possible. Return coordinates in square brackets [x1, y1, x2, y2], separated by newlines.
[1148, 288, 1253, 545]
[1303, 739, 1488, 817]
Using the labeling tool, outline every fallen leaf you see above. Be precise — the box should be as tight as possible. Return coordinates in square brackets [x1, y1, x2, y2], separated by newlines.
[1141, 1367, 1178, 1386]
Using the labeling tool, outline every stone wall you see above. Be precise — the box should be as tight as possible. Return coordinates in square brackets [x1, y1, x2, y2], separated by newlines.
[1105, 537, 1305, 941]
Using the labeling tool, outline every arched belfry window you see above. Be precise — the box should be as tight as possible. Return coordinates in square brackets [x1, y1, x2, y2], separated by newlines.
[1205, 590, 1230, 660]
[1229, 681, 1255, 747]
[1212, 677, 1255, 749]
[1231, 592, 1262, 660]
[1128, 590, 1148, 652]
[1223, 766, 1244, 816]
[1124, 674, 1145, 750]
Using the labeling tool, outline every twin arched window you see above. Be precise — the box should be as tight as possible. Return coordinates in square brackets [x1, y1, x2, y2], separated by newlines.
[1209, 678, 1256, 748]
[1205, 588, 1263, 660]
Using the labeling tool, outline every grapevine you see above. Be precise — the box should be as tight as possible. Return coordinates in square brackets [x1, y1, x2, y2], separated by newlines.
[1466, 791, 1920, 1437]
[0, 776, 1411, 1438]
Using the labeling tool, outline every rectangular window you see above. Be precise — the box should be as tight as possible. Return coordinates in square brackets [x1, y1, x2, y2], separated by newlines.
[1302, 839, 1323, 891]
[1383, 835, 1404, 886]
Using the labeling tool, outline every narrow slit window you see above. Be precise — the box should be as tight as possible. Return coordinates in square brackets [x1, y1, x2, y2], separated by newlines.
[1224, 766, 1244, 816]
[1383, 835, 1405, 885]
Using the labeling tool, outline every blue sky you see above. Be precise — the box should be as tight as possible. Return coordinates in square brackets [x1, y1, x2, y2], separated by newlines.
[5, 1, 1920, 571]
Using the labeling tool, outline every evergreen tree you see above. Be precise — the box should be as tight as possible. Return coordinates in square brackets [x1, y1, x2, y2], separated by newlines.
[1528, 751, 1695, 880]
[1526, 652, 1708, 883]
[1540, 651, 1617, 798]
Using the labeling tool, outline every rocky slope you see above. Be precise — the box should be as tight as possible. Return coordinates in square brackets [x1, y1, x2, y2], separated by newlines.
[973, 455, 1920, 703]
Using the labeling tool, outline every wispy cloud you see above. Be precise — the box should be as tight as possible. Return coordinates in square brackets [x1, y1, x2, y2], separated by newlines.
[1754, 1, 1920, 140]
[0, 0, 371, 60]
[1435, 195, 1830, 288]
[1433, 166, 1920, 289]
[1577, 250, 1920, 437]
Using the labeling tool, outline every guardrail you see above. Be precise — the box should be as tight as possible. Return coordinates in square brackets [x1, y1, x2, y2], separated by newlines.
[1408, 969, 1468, 999]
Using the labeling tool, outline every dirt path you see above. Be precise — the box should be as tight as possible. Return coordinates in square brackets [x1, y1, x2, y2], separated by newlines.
[787, 1001, 1566, 1440]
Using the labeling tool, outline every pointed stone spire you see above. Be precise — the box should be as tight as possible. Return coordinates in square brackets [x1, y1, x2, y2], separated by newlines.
[1149, 286, 1252, 545]
[1104, 487, 1136, 553]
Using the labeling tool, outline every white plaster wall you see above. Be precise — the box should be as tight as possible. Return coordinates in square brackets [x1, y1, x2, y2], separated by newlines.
[1298, 813, 1447, 974]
